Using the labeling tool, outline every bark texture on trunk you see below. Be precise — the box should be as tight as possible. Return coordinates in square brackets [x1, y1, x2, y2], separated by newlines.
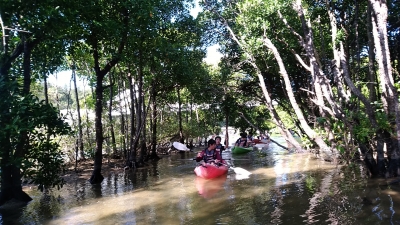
[89, 70, 105, 184]
[0, 40, 34, 205]
[108, 73, 117, 156]
[212, 6, 303, 152]
[265, 37, 331, 154]
[369, 0, 400, 176]
[367, 3, 378, 103]
[73, 67, 85, 160]
[177, 86, 184, 144]
[150, 82, 159, 159]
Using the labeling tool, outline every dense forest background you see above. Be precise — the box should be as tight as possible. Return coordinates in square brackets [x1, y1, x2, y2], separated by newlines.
[0, 0, 399, 205]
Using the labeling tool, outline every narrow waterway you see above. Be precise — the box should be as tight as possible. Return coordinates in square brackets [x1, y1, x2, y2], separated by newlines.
[1, 137, 400, 224]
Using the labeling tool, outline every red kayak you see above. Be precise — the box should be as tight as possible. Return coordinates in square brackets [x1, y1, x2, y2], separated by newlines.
[194, 163, 229, 179]
[252, 139, 261, 144]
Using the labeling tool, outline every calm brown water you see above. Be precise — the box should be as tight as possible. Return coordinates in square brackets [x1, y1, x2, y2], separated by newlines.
[1, 137, 400, 225]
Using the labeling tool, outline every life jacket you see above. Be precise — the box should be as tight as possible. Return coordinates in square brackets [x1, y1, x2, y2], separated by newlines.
[216, 144, 225, 153]
[203, 148, 217, 163]
[236, 138, 247, 147]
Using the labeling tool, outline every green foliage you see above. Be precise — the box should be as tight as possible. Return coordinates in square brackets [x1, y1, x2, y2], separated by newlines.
[0, 80, 71, 192]
[24, 140, 67, 192]
[301, 136, 313, 150]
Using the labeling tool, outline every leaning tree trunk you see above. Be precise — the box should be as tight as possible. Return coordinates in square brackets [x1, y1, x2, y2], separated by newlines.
[254, 59, 302, 152]
[369, 0, 400, 177]
[209, 5, 303, 152]
[325, 0, 350, 103]
[263, 37, 334, 155]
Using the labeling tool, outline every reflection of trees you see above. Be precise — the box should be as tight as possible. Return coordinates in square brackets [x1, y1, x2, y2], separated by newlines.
[269, 188, 284, 224]
[20, 192, 63, 224]
[302, 168, 338, 223]
[301, 165, 370, 225]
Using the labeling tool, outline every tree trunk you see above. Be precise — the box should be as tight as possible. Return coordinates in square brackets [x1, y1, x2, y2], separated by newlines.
[127, 72, 136, 167]
[89, 11, 127, 176]
[44, 72, 49, 105]
[369, 0, 400, 176]
[117, 77, 127, 158]
[82, 78, 93, 157]
[177, 86, 184, 144]
[150, 82, 159, 159]
[292, 2, 342, 120]
[225, 109, 229, 147]
[108, 72, 117, 157]
[89, 70, 105, 184]
[127, 49, 144, 167]
[326, 0, 350, 103]
[0, 41, 32, 205]
[139, 92, 146, 163]
[73, 66, 85, 160]
[214, 7, 303, 152]
[264, 37, 328, 154]
[376, 130, 388, 176]
[367, 3, 378, 103]
[10, 39, 33, 201]
[89, 37, 126, 183]
[190, 97, 193, 123]
[339, 43, 378, 129]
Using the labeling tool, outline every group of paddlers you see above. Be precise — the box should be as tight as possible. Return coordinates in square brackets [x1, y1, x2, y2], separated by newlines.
[196, 132, 269, 166]
[195, 136, 225, 166]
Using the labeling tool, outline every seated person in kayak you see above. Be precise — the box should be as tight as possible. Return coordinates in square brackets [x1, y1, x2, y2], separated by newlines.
[235, 132, 250, 147]
[196, 139, 223, 165]
[247, 133, 254, 142]
[215, 136, 225, 154]
[247, 133, 254, 145]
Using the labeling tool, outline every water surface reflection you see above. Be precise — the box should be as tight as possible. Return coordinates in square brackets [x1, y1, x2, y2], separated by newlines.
[1, 137, 400, 224]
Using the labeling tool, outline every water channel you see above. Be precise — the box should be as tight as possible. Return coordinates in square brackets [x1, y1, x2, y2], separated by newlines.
[1, 137, 400, 224]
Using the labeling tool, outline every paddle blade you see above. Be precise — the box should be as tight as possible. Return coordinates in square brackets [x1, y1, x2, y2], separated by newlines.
[231, 167, 252, 176]
[173, 142, 190, 151]
[235, 173, 251, 180]
[254, 143, 268, 148]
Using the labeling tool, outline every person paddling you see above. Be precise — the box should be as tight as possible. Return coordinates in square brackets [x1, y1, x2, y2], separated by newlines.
[215, 136, 225, 155]
[235, 132, 250, 147]
[196, 139, 223, 166]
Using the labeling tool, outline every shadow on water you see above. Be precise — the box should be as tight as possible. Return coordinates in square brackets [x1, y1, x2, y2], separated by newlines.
[1, 137, 400, 224]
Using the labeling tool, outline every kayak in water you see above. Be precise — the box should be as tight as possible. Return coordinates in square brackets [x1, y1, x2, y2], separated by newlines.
[194, 163, 229, 179]
[231, 146, 253, 154]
